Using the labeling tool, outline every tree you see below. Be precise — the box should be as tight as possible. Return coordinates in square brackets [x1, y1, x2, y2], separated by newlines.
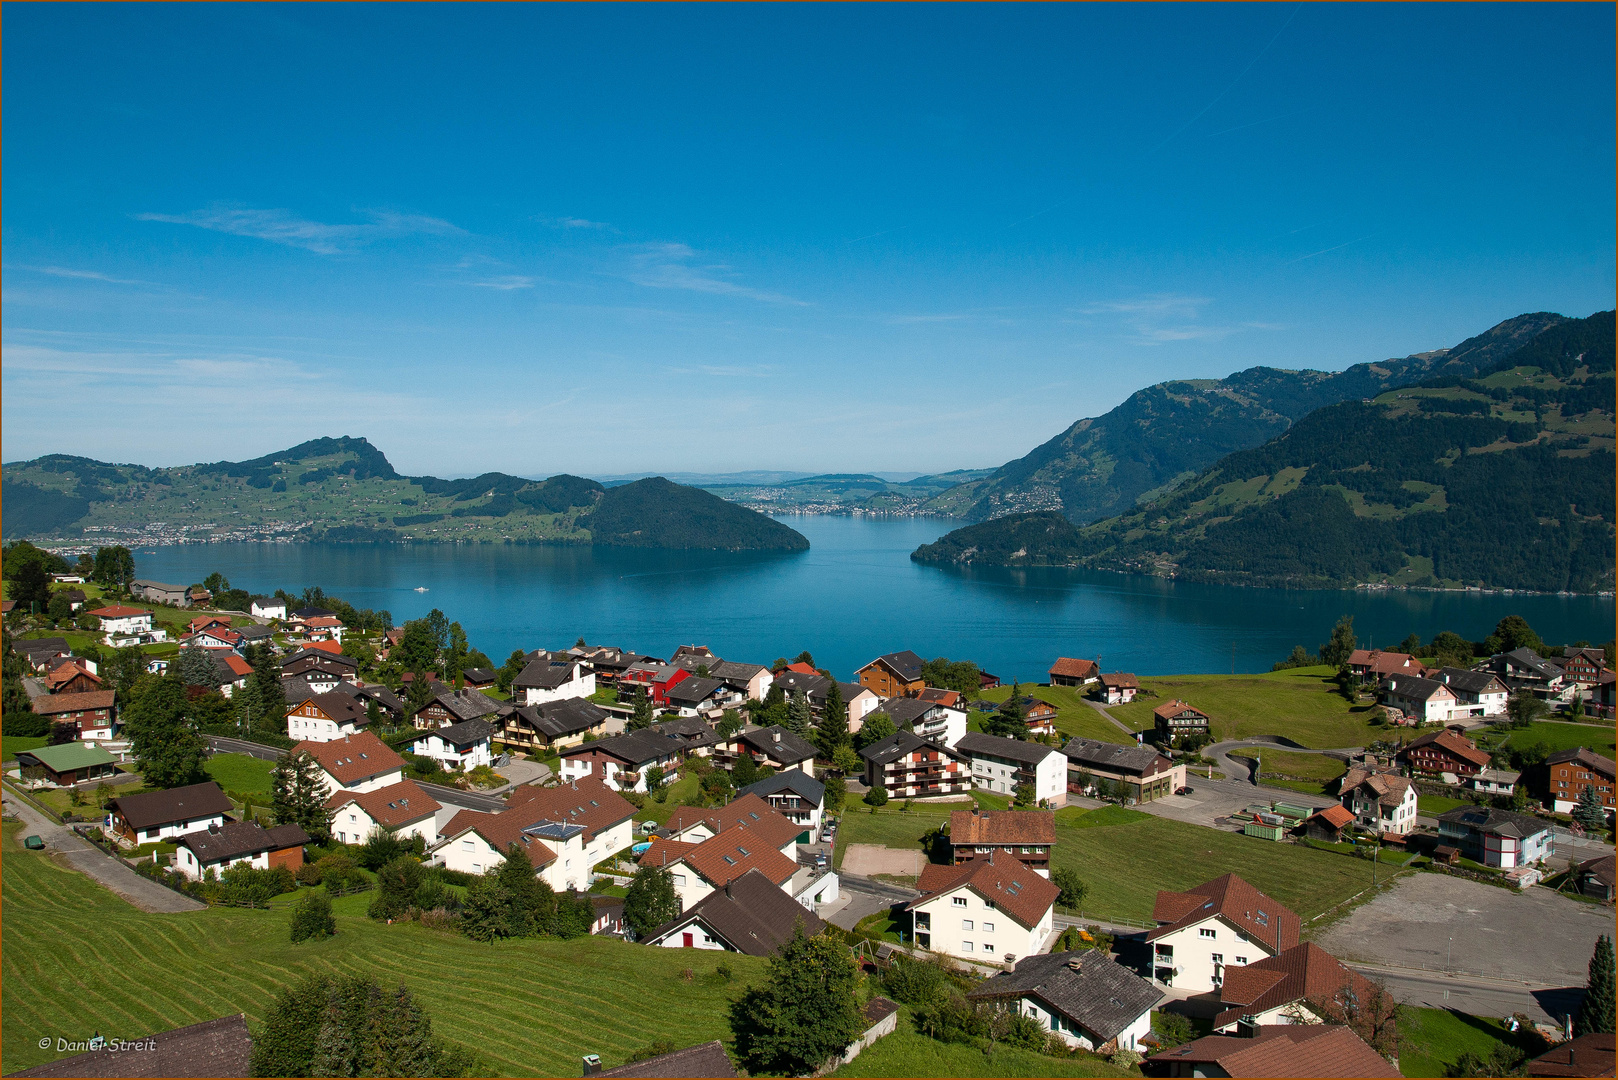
[816, 680, 848, 757]
[176, 646, 220, 689]
[854, 712, 895, 752]
[204, 572, 231, 594]
[623, 864, 681, 939]
[272, 750, 334, 840]
[732, 751, 761, 789]
[785, 687, 812, 736]
[1574, 785, 1609, 833]
[831, 744, 861, 776]
[496, 842, 555, 935]
[729, 921, 863, 1076]
[1318, 615, 1357, 668]
[1304, 978, 1400, 1059]
[1052, 867, 1087, 909]
[1431, 631, 1474, 670]
[369, 855, 425, 920]
[645, 765, 667, 800]
[1396, 633, 1423, 656]
[1575, 934, 1615, 1037]
[792, 650, 815, 668]
[1012, 783, 1035, 807]
[123, 677, 208, 788]
[393, 610, 449, 675]
[91, 545, 136, 593]
[629, 686, 654, 730]
[291, 891, 337, 943]
[460, 874, 516, 943]
[9, 558, 51, 613]
[1506, 691, 1543, 729]
[984, 687, 1025, 740]
[496, 649, 527, 693]
[48, 722, 77, 746]
[716, 709, 744, 739]
[45, 593, 73, 624]
[864, 785, 888, 808]
[823, 776, 846, 815]
[445, 622, 469, 689]
[1335, 664, 1358, 703]
[1271, 645, 1314, 671]
[1484, 615, 1543, 657]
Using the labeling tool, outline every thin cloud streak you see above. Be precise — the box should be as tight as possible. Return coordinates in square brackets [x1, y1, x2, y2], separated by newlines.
[135, 205, 463, 254]
[623, 243, 809, 306]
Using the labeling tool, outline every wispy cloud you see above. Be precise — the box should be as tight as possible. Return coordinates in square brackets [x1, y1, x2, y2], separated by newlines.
[29, 266, 154, 287]
[471, 275, 536, 291]
[1285, 234, 1377, 264]
[538, 215, 616, 231]
[1075, 294, 1279, 346]
[134, 205, 463, 254]
[623, 243, 808, 306]
[1079, 294, 1210, 317]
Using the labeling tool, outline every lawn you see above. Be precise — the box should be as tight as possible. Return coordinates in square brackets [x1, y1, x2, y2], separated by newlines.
[973, 684, 1130, 744]
[830, 1012, 1132, 1078]
[1229, 748, 1346, 795]
[1418, 794, 1472, 817]
[1106, 668, 1386, 748]
[1, 736, 47, 762]
[629, 770, 703, 827]
[1498, 721, 1617, 758]
[1397, 1006, 1548, 1078]
[205, 753, 275, 796]
[0, 822, 766, 1077]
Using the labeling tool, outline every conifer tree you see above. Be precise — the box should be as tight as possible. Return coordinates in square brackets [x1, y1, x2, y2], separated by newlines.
[272, 749, 333, 840]
[630, 685, 654, 730]
[816, 680, 848, 757]
[310, 994, 356, 1078]
[1573, 785, 1608, 832]
[1576, 934, 1615, 1037]
[729, 921, 863, 1075]
[786, 687, 812, 736]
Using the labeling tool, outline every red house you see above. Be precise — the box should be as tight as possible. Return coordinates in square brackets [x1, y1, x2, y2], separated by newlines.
[617, 662, 690, 706]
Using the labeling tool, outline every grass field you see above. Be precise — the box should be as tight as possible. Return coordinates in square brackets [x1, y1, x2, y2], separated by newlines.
[629, 771, 703, 827]
[830, 1014, 1131, 1078]
[1397, 1006, 1548, 1078]
[1, 736, 47, 762]
[0, 822, 765, 1076]
[1105, 668, 1387, 748]
[1418, 794, 1472, 817]
[1498, 721, 1617, 758]
[972, 684, 1129, 744]
[205, 753, 275, 796]
[1228, 748, 1346, 795]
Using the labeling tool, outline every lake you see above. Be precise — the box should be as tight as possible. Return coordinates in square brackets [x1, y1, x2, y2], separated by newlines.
[131, 515, 1614, 682]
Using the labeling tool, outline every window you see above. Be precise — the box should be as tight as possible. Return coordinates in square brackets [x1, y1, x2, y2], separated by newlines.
[982, 943, 994, 953]
[962, 941, 973, 952]
[672, 874, 686, 886]
[461, 839, 475, 851]
[953, 897, 968, 907]
[984, 900, 995, 911]
[962, 920, 974, 931]
[1211, 953, 1223, 964]
[982, 921, 995, 932]
[1234, 956, 1247, 965]
[1199, 928, 1216, 939]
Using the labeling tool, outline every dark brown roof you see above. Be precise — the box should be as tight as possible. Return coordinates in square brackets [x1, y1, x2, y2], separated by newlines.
[293, 732, 403, 787]
[596, 1040, 737, 1078]
[1213, 942, 1382, 1030]
[862, 996, 900, 1027]
[325, 779, 440, 827]
[910, 849, 1060, 930]
[1546, 747, 1617, 779]
[1146, 873, 1301, 954]
[1147, 1024, 1400, 1077]
[647, 868, 824, 956]
[1528, 1033, 1617, 1078]
[108, 782, 233, 831]
[6, 1014, 253, 1078]
[969, 949, 1163, 1043]
[505, 777, 637, 842]
[1401, 728, 1491, 769]
[949, 807, 1057, 846]
[176, 822, 308, 864]
[33, 690, 117, 716]
[293, 690, 370, 729]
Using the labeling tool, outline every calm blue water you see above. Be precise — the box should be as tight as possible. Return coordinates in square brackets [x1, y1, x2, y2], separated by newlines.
[131, 516, 1614, 682]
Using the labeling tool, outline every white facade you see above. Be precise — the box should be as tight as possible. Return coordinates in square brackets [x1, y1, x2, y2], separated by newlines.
[846, 688, 881, 728]
[436, 815, 632, 892]
[911, 886, 1053, 966]
[1384, 683, 1459, 724]
[1010, 996, 1152, 1052]
[965, 745, 1068, 807]
[286, 708, 363, 743]
[788, 866, 839, 909]
[912, 705, 968, 749]
[520, 667, 597, 706]
[95, 610, 154, 636]
[329, 800, 439, 847]
[1149, 917, 1276, 990]
[411, 731, 493, 772]
[1345, 783, 1418, 834]
[251, 598, 287, 620]
[108, 811, 226, 846]
[174, 844, 274, 881]
[313, 763, 404, 798]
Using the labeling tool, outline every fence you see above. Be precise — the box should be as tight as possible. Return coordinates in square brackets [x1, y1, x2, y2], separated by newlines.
[1053, 906, 1155, 930]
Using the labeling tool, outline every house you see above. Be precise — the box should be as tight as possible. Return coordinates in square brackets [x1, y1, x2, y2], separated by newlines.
[574, 646, 660, 684]
[1210, 942, 1387, 1032]
[106, 782, 233, 846]
[1153, 700, 1211, 744]
[45, 658, 103, 695]
[351, 683, 407, 724]
[289, 605, 336, 621]
[558, 729, 683, 792]
[616, 661, 688, 707]
[1305, 803, 1356, 842]
[302, 614, 344, 643]
[1015, 697, 1060, 737]
[1098, 672, 1139, 705]
[1558, 647, 1609, 689]
[130, 579, 189, 606]
[250, 596, 287, 620]
[294, 732, 406, 796]
[670, 644, 719, 669]
[7, 1013, 255, 1079]
[187, 585, 213, 607]
[174, 821, 308, 880]
[856, 650, 927, 698]
[1467, 767, 1520, 797]
[638, 820, 803, 913]
[968, 949, 1163, 1053]
[461, 667, 497, 691]
[643, 868, 827, 954]
[185, 626, 246, 653]
[771, 671, 882, 727]
[664, 676, 734, 717]
[1436, 805, 1554, 868]
[212, 653, 255, 698]
[435, 777, 636, 890]
[588, 1041, 737, 1079]
[1528, 1032, 1616, 1078]
[1546, 748, 1616, 818]
[1062, 737, 1186, 803]
[502, 698, 613, 751]
[86, 605, 155, 638]
[1481, 648, 1567, 696]
[326, 779, 442, 845]
[507, 778, 638, 866]
[15, 742, 118, 787]
[1347, 649, 1428, 685]
[1143, 874, 1301, 989]
[879, 697, 968, 748]
[411, 718, 494, 772]
[591, 894, 626, 936]
[1049, 657, 1100, 687]
[715, 725, 818, 776]
[234, 623, 275, 648]
[283, 648, 359, 678]
[1432, 668, 1510, 718]
[1381, 676, 1459, 725]
[917, 686, 962, 708]
[907, 849, 1059, 965]
[1398, 727, 1490, 780]
[285, 690, 371, 742]
[1144, 1022, 1400, 1078]
[947, 806, 1057, 875]
[956, 733, 1068, 808]
[14, 637, 71, 671]
[1570, 854, 1616, 903]
[187, 615, 234, 636]
[1338, 768, 1417, 837]
[513, 654, 597, 705]
[708, 660, 774, 702]
[662, 793, 807, 850]
[650, 716, 720, 756]
[737, 770, 827, 841]
[33, 690, 118, 740]
[411, 684, 504, 730]
[859, 730, 973, 798]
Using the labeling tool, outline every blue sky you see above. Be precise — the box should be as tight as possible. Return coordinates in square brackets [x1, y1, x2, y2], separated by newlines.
[4, 3, 1613, 478]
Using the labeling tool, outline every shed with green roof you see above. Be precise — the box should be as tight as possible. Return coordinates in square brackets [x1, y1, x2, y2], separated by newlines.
[15, 742, 118, 787]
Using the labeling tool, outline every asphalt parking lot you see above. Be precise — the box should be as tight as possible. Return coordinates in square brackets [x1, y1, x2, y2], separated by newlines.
[1138, 777, 1334, 831]
[1314, 872, 1610, 986]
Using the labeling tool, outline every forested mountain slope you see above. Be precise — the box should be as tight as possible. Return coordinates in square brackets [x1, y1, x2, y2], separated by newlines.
[922, 312, 1569, 523]
[915, 312, 1615, 592]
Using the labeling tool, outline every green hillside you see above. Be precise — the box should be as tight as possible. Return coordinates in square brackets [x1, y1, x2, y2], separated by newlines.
[0, 437, 808, 552]
[921, 312, 1570, 524]
[700, 469, 995, 514]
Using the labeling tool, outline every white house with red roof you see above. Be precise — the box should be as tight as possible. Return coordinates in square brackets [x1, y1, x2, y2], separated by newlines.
[638, 799, 806, 912]
[87, 605, 155, 639]
[185, 626, 246, 653]
[432, 778, 637, 892]
[1144, 873, 1301, 990]
[294, 732, 405, 796]
[906, 849, 1059, 966]
[326, 779, 441, 846]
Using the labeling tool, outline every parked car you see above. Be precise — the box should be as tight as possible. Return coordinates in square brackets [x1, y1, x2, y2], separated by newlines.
[1175, 786, 1194, 796]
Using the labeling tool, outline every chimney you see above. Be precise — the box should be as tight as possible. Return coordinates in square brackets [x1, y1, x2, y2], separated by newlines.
[1567, 1049, 1576, 1068]
[1066, 958, 1083, 973]
[1236, 1016, 1259, 1039]
[582, 1055, 602, 1076]
[773, 731, 781, 743]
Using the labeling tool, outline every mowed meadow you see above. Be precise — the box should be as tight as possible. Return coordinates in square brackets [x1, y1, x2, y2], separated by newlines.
[0, 825, 762, 1076]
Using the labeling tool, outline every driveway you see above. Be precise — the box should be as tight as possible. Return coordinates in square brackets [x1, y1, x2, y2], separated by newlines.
[490, 757, 550, 791]
[2, 788, 205, 914]
[1137, 774, 1334, 831]
[841, 844, 925, 878]
[1314, 872, 1609, 988]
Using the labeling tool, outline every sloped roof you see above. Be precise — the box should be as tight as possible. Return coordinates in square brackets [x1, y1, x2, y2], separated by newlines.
[737, 769, 826, 807]
[33, 689, 117, 716]
[1402, 728, 1491, 769]
[505, 776, 637, 842]
[1433, 667, 1507, 695]
[1049, 657, 1099, 679]
[17, 741, 116, 770]
[1528, 1032, 1616, 1078]
[1384, 675, 1454, 702]
[879, 697, 951, 727]
[1310, 804, 1355, 830]
[326, 779, 441, 827]
[596, 1041, 737, 1079]
[293, 690, 370, 729]
[737, 725, 817, 764]
[422, 718, 493, 749]
[859, 729, 967, 766]
[910, 849, 1060, 930]
[6, 1013, 254, 1078]
[294, 732, 403, 786]
[421, 684, 503, 721]
[1098, 672, 1139, 688]
[177, 821, 308, 864]
[664, 793, 804, 850]
[1146, 1023, 1400, 1077]
[45, 659, 102, 690]
[1152, 699, 1209, 722]
[647, 868, 825, 957]
[510, 698, 611, 740]
[636, 836, 701, 869]
[1062, 736, 1172, 777]
[513, 655, 587, 690]
[1146, 873, 1302, 953]
[1437, 805, 1551, 839]
[1546, 747, 1617, 778]
[558, 729, 682, 767]
[862, 650, 926, 682]
[435, 806, 559, 867]
[109, 782, 233, 830]
[682, 830, 799, 890]
[969, 949, 1163, 1043]
[1212, 942, 1382, 1030]
[708, 659, 768, 685]
[87, 605, 151, 619]
[949, 807, 1057, 846]
[666, 676, 726, 704]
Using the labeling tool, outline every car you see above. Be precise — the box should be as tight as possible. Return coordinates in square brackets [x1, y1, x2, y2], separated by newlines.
[815, 853, 828, 867]
[1175, 786, 1194, 796]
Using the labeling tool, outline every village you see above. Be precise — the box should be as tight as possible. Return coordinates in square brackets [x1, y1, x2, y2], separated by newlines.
[2, 563, 1615, 1079]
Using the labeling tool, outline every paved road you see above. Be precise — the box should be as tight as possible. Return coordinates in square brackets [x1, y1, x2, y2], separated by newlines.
[1348, 961, 1582, 1026]
[827, 872, 916, 931]
[2, 787, 205, 913]
[205, 734, 282, 761]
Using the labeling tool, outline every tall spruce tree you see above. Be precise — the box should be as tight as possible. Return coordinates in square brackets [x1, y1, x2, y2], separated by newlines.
[1577, 934, 1616, 1037]
[816, 680, 848, 758]
[786, 687, 812, 736]
[1573, 785, 1609, 832]
[629, 686, 654, 730]
[272, 750, 334, 840]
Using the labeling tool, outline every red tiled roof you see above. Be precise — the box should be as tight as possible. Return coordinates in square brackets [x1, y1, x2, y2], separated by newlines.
[34, 690, 117, 715]
[682, 831, 798, 890]
[45, 660, 102, 690]
[327, 779, 440, 827]
[1402, 728, 1491, 770]
[1149, 1024, 1400, 1077]
[664, 793, 803, 850]
[1146, 873, 1301, 953]
[1311, 804, 1355, 830]
[785, 662, 818, 675]
[439, 807, 559, 867]
[1099, 672, 1139, 688]
[304, 640, 345, 655]
[1153, 698, 1209, 722]
[1049, 657, 1099, 679]
[637, 837, 701, 870]
[505, 776, 637, 843]
[1213, 942, 1383, 1029]
[910, 849, 1059, 930]
[87, 605, 150, 619]
[220, 653, 254, 678]
[948, 808, 1056, 846]
[294, 732, 403, 786]
[917, 687, 962, 707]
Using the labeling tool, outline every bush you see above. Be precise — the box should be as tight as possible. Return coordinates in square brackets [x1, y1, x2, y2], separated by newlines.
[1110, 1049, 1143, 1069]
[357, 830, 426, 871]
[290, 891, 336, 943]
[864, 785, 889, 808]
[369, 856, 424, 920]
